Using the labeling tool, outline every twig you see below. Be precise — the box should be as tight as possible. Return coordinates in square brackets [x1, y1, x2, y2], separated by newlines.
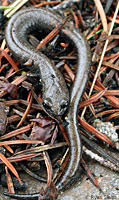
[93, 0, 107, 32]
[4, 0, 28, 18]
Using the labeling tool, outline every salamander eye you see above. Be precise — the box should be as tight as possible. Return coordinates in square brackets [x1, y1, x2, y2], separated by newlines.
[60, 101, 69, 109]
[0, 119, 5, 124]
[61, 104, 66, 109]
[43, 100, 51, 110]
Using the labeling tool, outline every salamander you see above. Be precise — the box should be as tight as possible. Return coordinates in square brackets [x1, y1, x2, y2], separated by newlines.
[5, 7, 91, 199]
[5, 8, 69, 116]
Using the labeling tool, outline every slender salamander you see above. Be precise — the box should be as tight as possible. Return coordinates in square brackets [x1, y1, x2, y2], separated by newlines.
[5, 7, 91, 199]
[5, 8, 69, 116]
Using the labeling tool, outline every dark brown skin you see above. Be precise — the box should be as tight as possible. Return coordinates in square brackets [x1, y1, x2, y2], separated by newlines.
[0, 102, 7, 135]
[5, 8, 69, 116]
[5, 7, 91, 199]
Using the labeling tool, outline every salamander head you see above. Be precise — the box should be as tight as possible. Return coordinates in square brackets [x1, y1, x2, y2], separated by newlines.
[42, 69, 69, 116]
[43, 98, 69, 116]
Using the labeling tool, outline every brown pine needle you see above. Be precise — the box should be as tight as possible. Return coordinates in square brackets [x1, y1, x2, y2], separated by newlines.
[36, 17, 69, 50]
[79, 117, 114, 146]
[0, 153, 22, 184]
[5, 166, 15, 193]
[81, 0, 119, 117]
[17, 95, 33, 127]
[93, 0, 107, 32]
[0, 124, 32, 140]
[0, 140, 42, 146]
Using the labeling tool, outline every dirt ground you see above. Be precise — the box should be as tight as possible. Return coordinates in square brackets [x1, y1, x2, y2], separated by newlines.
[1, 151, 119, 200]
[59, 161, 119, 200]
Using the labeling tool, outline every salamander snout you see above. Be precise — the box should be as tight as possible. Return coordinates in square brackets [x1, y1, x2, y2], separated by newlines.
[43, 99, 69, 116]
[60, 100, 69, 111]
